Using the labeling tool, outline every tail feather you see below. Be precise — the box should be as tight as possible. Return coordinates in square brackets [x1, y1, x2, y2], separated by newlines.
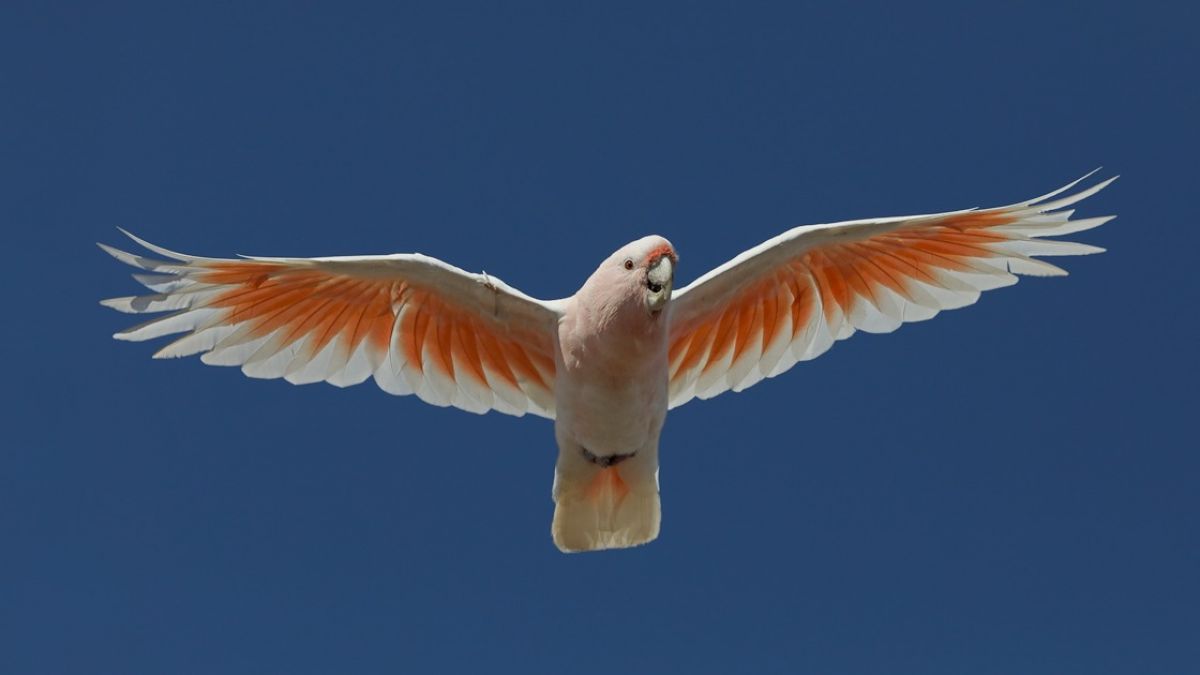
[552, 466, 660, 552]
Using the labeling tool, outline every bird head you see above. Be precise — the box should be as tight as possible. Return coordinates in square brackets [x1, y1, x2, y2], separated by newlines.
[582, 235, 677, 321]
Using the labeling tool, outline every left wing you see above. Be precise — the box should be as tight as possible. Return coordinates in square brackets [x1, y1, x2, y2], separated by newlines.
[666, 172, 1116, 409]
[100, 231, 561, 418]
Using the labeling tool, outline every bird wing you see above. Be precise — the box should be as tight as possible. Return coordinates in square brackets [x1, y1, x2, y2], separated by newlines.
[100, 231, 561, 418]
[666, 172, 1116, 409]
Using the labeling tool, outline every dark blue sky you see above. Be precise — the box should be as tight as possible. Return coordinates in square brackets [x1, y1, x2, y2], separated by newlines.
[3, 2, 1197, 673]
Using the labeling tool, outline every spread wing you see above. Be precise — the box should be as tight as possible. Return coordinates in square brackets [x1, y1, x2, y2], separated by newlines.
[100, 231, 561, 418]
[666, 172, 1116, 409]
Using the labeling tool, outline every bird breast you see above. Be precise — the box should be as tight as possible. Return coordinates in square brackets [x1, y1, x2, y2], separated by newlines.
[554, 304, 670, 455]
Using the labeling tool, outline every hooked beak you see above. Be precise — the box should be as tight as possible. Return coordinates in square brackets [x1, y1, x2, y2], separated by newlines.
[646, 255, 674, 312]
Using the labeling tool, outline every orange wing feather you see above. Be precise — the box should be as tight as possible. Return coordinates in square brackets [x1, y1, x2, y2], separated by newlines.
[101, 241, 559, 418]
[667, 175, 1115, 408]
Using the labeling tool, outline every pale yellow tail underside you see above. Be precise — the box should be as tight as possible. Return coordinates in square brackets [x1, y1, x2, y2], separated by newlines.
[552, 466, 660, 552]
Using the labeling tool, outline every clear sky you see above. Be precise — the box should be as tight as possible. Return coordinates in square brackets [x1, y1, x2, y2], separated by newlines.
[3, 2, 1197, 673]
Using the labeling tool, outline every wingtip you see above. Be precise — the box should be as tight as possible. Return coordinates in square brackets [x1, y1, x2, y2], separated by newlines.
[98, 240, 184, 271]
[1076, 167, 1109, 185]
[1028, 173, 1118, 213]
[114, 228, 209, 262]
[1020, 168, 1116, 208]
[97, 241, 140, 265]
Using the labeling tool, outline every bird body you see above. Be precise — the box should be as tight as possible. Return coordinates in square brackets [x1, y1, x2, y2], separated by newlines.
[100, 174, 1115, 552]
[551, 236, 675, 550]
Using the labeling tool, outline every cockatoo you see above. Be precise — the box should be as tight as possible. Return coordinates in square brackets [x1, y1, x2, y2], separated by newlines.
[100, 173, 1114, 552]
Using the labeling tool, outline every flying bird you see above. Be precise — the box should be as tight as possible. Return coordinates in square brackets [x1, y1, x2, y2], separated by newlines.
[100, 172, 1115, 552]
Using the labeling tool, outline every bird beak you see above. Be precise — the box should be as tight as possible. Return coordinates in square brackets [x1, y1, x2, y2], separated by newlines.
[647, 255, 674, 312]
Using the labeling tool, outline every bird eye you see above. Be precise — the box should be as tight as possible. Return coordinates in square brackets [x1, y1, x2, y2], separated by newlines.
[623, 259, 634, 270]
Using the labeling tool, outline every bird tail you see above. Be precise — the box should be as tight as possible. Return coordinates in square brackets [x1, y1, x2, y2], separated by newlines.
[551, 459, 660, 553]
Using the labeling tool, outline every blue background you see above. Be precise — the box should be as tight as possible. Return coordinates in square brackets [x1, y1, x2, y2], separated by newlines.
[3, 2, 1197, 673]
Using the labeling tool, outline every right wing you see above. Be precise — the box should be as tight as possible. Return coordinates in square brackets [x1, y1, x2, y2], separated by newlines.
[100, 231, 561, 418]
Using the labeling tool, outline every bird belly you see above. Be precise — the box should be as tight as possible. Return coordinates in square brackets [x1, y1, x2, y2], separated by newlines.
[557, 376, 666, 456]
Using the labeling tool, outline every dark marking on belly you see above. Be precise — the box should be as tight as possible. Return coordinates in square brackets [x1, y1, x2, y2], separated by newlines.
[581, 446, 636, 468]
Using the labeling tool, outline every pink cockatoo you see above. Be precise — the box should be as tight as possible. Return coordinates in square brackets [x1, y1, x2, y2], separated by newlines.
[100, 173, 1114, 552]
